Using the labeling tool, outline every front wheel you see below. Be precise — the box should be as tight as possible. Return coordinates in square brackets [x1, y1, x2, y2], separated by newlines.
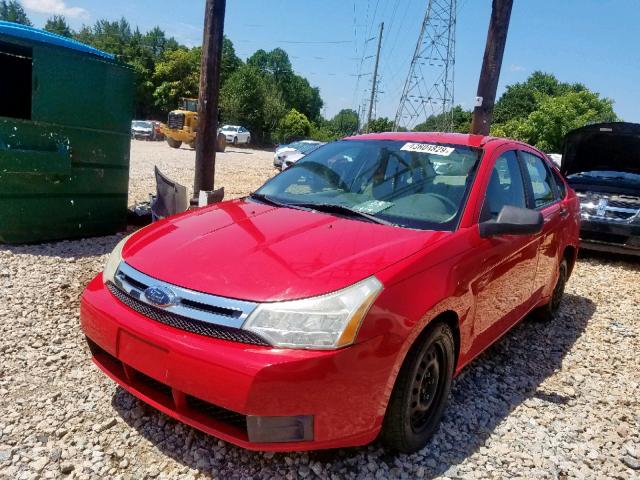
[233, 136, 238, 146]
[381, 323, 454, 453]
[166, 138, 182, 149]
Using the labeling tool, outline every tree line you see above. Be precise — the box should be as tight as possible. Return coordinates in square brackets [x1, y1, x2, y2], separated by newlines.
[1, 1, 358, 144]
[1, 1, 619, 150]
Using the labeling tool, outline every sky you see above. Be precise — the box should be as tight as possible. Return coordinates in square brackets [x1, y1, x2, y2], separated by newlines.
[21, 0, 640, 124]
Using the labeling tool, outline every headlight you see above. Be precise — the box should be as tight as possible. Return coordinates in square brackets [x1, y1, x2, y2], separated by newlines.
[102, 235, 130, 284]
[243, 277, 383, 350]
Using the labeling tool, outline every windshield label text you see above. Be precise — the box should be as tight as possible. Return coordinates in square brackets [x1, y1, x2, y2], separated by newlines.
[400, 143, 455, 156]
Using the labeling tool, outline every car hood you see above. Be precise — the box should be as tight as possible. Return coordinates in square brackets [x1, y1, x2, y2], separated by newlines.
[562, 122, 640, 177]
[122, 199, 446, 302]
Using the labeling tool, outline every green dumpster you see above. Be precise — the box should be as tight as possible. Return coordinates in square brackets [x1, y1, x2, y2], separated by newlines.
[0, 21, 133, 244]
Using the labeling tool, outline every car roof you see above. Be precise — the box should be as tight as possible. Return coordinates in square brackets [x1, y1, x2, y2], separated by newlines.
[344, 131, 507, 149]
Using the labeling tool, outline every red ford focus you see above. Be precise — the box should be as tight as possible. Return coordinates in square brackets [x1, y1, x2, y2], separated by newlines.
[81, 133, 579, 453]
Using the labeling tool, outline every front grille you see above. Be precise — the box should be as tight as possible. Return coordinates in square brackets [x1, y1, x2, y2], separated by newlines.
[578, 193, 640, 222]
[167, 112, 185, 129]
[107, 283, 269, 346]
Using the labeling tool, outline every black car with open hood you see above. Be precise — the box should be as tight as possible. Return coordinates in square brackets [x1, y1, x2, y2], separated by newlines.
[562, 122, 640, 255]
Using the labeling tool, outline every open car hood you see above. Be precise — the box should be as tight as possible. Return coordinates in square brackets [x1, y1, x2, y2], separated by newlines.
[562, 122, 640, 177]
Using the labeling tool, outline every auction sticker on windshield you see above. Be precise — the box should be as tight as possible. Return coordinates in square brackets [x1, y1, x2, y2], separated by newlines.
[400, 143, 455, 156]
[353, 200, 393, 214]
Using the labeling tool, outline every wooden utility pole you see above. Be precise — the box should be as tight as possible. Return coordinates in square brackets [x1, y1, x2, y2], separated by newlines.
[366, 22, 384, 133]
[194, 0, 226, 197]
[470, 0, 513, 135]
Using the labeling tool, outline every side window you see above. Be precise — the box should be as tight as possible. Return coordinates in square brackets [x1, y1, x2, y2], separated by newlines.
[521, 151, 556, 208]
[482, 150, 527, 220]
[551, 168, 567, 200]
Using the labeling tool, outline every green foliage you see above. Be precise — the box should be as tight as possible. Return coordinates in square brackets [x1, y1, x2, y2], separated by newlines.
[152, 47, 201, 114]
[414, 106, 472, 133]
[492, 90, 617, 152]
[248, 48, 323, 121]
[220, 64, 286, 143]
[493, 71, 586, 124]
[365, 117, 394, 133]
[44, 15, 72, 37]
[276, 109, 312, 143]
[330, 109, 359, 137]
[0, 0, 31, 25]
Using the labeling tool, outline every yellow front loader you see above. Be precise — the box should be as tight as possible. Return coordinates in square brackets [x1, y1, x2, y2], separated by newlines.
[160, 98, 225, 152]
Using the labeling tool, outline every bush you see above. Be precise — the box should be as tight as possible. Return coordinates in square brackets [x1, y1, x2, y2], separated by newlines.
[276, 109, 312, 143]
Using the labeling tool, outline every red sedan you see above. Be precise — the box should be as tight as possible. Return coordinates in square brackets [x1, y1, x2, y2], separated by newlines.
[81, 133, 579, 453]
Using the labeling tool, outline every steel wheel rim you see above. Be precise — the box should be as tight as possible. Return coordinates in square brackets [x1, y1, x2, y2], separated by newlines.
[409, 342, 445, 433]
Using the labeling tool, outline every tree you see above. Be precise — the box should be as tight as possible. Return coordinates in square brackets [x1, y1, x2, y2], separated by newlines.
[0, 0, 31, 25]
[248, 48, 323, 121]
[493, 71, 585, 124]
[44, 15, 72, 37]
[330, 109, 359, 137]
[414, 106, 472, 133]
[365, 117, 393, 133]
[153, 47, 201, 113]
[220, 64, 286, 143]
[276, 109, 311, 143]
[492, 90, 617, 152]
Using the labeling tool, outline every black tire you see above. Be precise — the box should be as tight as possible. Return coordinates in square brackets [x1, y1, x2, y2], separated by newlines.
[381, 322, 455, 453]
[536, 258, 568, 321]
[166, 138, 182, 149]
[233, 136, 238, 145]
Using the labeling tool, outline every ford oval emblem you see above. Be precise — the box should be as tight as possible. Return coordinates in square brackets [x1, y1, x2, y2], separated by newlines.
[143, 286, 176, 308]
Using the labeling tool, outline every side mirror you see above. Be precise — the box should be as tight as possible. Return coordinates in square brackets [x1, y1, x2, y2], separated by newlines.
[479, 205, 543, 238]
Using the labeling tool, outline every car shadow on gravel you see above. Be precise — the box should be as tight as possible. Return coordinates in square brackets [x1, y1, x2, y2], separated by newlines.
[109, 292, 595, 479]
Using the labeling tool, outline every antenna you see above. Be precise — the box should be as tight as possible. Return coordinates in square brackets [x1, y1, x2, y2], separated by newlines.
[394, 0, 457, 132]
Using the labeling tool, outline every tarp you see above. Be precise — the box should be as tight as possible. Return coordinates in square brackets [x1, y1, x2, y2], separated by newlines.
[0, 20, 115, 60]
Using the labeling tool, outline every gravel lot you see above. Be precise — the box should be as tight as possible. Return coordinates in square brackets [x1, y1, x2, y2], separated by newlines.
[1, 140, 639, 479]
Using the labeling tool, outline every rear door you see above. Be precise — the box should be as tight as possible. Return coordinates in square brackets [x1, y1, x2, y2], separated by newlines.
[519, 150, 566, 300]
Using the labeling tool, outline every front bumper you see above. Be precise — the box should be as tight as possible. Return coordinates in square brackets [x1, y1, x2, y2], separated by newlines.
[579, 218, 640, 255]
[80, 275, 391, 451]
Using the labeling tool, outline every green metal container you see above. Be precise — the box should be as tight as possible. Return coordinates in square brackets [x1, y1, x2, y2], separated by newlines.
[0, 21, 133, 244]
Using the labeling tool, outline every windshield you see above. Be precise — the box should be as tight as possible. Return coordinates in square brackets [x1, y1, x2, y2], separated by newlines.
[132, 121, 152, 129]
[180, 99, 198, 112]
[254, 140, 481, 230]
[568, 170, 640, 183]
[223, 126, 238, 132]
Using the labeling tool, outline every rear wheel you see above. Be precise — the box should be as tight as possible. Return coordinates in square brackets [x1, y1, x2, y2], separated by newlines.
[381, 323, 454, 453]
[536, 258, 568, 321]
[166, 138, 182, 149]
[246, 136, 251, 145]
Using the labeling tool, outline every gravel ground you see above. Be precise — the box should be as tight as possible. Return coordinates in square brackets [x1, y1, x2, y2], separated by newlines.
[1, 141, 639, 479]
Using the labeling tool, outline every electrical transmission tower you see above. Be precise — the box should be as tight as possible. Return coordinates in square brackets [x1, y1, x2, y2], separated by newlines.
[394, 0, 456, 132]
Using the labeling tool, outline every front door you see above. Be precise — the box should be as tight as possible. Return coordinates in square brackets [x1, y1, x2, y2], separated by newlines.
[471, 149, 540, 350]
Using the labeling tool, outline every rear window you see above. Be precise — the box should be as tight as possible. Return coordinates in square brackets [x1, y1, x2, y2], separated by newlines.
[521, 151, 556, 208]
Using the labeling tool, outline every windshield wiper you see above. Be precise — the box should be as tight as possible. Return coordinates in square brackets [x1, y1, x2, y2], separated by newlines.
[248, 193, 311, 212]
[290, 202, 396, 226]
